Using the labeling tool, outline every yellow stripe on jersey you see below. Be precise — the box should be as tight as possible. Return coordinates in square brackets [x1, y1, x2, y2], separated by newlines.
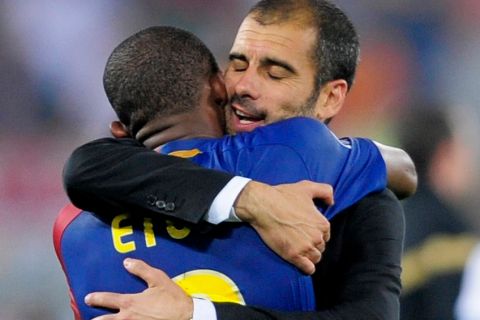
[173, 269, 246, 305]
[168, 149, 202, 159]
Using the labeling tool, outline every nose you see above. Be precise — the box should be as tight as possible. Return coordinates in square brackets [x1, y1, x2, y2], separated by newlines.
[233, 67, 260, 100]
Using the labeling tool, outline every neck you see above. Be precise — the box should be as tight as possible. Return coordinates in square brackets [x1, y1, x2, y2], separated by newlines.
[136, 111, 223, 150]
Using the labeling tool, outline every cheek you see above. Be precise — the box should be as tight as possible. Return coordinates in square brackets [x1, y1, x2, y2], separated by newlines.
[266, 93, 309, 120]
[224, 105, 232, 118]
[266, 92, 295, 111]
[261, 98, 289, 122]
[224, 110, 236, 134]
[223, 71, 237, 96]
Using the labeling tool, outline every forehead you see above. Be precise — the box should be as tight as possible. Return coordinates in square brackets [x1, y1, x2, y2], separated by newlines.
[231, 17, 316, 68]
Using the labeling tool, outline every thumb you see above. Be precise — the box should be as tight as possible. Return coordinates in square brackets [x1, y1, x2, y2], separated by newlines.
[123, 258, 170, 287]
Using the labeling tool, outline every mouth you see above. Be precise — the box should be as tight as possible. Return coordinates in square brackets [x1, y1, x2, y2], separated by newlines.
[233, 107, 264, 124]
[229, 105, 266, 132]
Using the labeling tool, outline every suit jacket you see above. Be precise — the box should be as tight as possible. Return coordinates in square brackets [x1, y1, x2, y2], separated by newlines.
[63, 137, 233, 226]
[63, 137, 404, 319]
[215, 189, 404, 320]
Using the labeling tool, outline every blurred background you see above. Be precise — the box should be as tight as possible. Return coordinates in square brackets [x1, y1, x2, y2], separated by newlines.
[0, 1, 478, 319]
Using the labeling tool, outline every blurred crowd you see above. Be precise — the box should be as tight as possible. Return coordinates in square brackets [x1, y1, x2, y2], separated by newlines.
[0, 1, 478, 319]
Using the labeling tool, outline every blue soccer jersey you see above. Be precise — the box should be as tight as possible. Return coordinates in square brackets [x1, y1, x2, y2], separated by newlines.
[54, 117, 387, 319]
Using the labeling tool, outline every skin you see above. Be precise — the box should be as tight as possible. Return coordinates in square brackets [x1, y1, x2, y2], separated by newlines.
[87, 17, 344, 319]
[85, 15, 415, 319]
[86, 258, 194, 320]
[223, 16, 416, 198]
[109, 74, 334, 276]
[134, 74, 228, 148]
[109, 71, 334, 275]
[224, 16, 347, 134]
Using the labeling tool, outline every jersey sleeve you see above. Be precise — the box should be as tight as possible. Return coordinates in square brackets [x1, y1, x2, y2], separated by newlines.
[324, 137, 387, 219]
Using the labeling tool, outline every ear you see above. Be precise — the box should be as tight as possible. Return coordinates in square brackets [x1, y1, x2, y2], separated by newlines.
[314, 79, 348, 122]
[209, 72, 227, 107]
[110, 121, 131, 138]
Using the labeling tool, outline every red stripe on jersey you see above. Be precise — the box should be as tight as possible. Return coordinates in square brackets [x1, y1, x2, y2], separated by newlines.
[53, 203, 83, 320]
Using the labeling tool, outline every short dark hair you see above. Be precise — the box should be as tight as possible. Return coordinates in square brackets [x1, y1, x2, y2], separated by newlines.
[103, 26, 219, 136]
[249, 0, 359, 91]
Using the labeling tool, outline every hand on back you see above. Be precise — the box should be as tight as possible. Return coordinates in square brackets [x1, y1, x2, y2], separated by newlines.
[235, 180, 333, 275]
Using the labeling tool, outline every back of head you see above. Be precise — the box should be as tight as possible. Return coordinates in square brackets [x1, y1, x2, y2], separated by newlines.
[248, 0, 359, 90]
[104, 26, 219, 136]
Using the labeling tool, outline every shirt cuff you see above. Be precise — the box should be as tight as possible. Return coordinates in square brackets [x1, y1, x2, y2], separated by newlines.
[204, 176, 251, 224]
[192, 297, 217, 320]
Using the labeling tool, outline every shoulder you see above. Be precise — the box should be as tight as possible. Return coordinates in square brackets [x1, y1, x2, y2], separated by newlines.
[79, 137, 143, 149]
[333, 189, 405, 239]
[241, 117, 346, 153]
[208, 117, 332, 157]
[53, 204, 83, 254]
[353, 189, 404, 226]
[257, 117, 332, 141]
[69, 137, 144, 161]
[355, 189, 403, 214]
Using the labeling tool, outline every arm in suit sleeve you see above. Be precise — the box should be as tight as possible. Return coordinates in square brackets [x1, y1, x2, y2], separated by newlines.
[63, 137, 234, 224]
[213, 189, 405, 320]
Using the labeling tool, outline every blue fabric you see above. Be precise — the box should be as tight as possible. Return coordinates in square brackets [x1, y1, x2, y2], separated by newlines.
[58, 117, 387, 319]
[163, 117, 387, 219]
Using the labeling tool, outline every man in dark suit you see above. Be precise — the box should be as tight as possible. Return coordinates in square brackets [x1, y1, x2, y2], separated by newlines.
[65, 0, 410, 319]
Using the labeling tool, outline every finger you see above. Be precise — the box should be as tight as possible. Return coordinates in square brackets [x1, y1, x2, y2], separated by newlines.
[123, 258, 170, 287]
[92, 315, 117, 320]
[324, 227, 331, 242]
[306, 182, 334, 206]
[315, 240, 326, 253]
[309, 226, 327, 252]
[291, 256, 315, 275]
[315, 219, 330, 243]
[312, 217, 330, 243]
[85, 292, 123, 309]
[305, 247, 322, 265]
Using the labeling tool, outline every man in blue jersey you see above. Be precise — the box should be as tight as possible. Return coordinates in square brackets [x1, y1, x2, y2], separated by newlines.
[55, 27, 394, 319]
[55, 26, 396, 320]
[63, 1, 412, 319]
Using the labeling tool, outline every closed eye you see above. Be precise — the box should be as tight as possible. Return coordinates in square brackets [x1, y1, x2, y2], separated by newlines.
[268, 73, 283, 80]
[267, 65, 290, 80]
[229, 53, 249, 72]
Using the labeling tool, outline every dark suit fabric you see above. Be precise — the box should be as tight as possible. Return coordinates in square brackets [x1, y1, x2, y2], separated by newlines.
[215, 190, 404, 320]
[64, 138, 405, 319]
[63, 138, 233, 225]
